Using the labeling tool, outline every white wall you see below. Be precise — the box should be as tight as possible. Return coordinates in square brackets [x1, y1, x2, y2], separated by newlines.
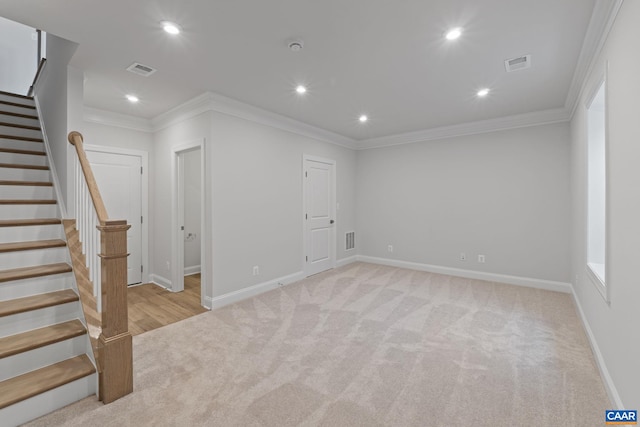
[152, 113, 212, 291]
[357, 122, 571, 283]
[152, 111, 357, 302]
[34, 33, 78, 210]
[0, 16, 37, 95]
[183, 148, 201, 272]
[571, 0, 640, 408]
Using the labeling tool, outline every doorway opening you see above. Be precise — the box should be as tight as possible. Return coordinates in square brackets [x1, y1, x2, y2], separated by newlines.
[171, 140, 206, 308]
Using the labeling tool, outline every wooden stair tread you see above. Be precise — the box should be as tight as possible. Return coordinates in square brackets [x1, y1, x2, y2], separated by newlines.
[0, 320, 86, 359]
[0, 239, 66, 253]
[0, 147, 46, 156]
[0, 289, 78, 318]
[0, 180, 52, 186]
[0, 90, 33, 100]
[0, 163, 49, 170]
[0, 134, 42, 142]
[0, 199, 56, 205]
[0, 218, 60, 227]
[0, 100, 36, 110]
[0, 354, 95, 409]
[0, 110, 38, 120]
[0, 121, 40, 131]
[0, 263, 72, 284]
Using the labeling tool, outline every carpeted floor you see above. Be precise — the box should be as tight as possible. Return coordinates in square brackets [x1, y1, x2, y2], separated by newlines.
[25, 262, 609, 426]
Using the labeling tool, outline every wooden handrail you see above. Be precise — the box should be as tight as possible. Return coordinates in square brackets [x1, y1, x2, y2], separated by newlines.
[27, 58, 46, 97]
[68, 131, 109, 224]
[68, 131, 133, 403]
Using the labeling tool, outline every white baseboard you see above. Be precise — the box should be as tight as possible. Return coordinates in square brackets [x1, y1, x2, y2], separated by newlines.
[205, 271, 305, 310]
[184, 265, 201, 276]
[149, 274, 172, 290]
[570, 284, 623, 409]
[336, 255, 357, 268]
[357, 255, 572, 293]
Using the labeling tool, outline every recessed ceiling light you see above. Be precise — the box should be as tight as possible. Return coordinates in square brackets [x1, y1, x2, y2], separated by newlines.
[445, 27, 463, 41]
[161, 21, 181, 35]
[359, 115, 368, 123]
[126, 94, 139, 103]
[295, 85, 307, 94]
[477, 88, 490, 97]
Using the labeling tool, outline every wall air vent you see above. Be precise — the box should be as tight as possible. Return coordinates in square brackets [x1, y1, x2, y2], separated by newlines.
[126, 62, 157, 77]
[504, 55, 531, 72]
[346, 231, 355, 251]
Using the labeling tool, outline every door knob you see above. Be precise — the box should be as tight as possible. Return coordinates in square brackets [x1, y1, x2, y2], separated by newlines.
[330, 220, 335, 224]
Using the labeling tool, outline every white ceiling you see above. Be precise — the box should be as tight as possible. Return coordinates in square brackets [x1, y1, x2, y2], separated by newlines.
[0, 0, 597, 142]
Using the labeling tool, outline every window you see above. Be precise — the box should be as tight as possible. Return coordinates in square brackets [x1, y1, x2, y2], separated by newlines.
[586, 79, 607, 300]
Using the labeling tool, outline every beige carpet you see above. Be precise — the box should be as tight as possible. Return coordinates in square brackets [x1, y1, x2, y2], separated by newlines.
[25, 262, 609, 426]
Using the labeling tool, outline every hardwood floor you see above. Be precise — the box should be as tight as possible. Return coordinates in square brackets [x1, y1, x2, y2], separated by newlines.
[127, 274, 208, 336]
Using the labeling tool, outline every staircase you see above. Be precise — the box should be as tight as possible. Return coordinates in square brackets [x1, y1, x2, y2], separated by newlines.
[0, 90, 97, 426]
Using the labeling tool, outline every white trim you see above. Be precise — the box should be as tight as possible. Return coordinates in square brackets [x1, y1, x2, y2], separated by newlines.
[206, 271, 305, 310]
[151, 92, 356, 148]
[567, 0, 624, 118]
[149, 274, 172, 290]
[336, 256, 357, 268]
[83, 107, 153, 133]
[33, 94, 68, 218]
[184, 265, 201, 275]
[355, 108, 570, 150]
[571, 284, 624, 408]
[357, 255, 572, 293]
[84, 144, 150, 284]
[302, 155, 337, 277]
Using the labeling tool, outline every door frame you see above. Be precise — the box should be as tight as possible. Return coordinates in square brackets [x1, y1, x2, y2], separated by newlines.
[302, 154, 337, 277]
[171, 140, 206, 300]
[84, 144, 149, 284]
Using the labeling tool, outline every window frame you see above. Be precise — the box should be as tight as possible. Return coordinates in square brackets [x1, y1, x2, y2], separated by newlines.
[584, 65, 610, 303]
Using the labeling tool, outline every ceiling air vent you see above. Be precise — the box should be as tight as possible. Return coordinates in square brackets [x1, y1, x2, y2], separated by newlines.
[504, 55, 531, 72]
[126, 62, 157, 77]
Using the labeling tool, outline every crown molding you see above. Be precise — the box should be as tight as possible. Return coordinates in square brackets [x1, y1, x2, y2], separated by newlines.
[565, 0, 624, 118]
[354, 108, 570, 150]
[84, 107, 153, 133]
[151, 91, 356, 149]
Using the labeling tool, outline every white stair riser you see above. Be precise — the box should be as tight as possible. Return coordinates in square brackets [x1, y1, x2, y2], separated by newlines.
[0, 224, 63, 244]
[0, 204, 59, 219]
[0, 126, 42, 140]
[0, 247, 69, 270]
[0, 167, 50, 181]
[0, 301, 80, 338]
[0, 373, 96, 427]
[0, 152, 47, 166]
[0, 94, 34, 106]
[0, 139, 44, 152]
[0, 273, 71, 301]
[0, 114, 39, 128]
[0, 185, 54, 199]
[0, 335, 87, 381]
[0, 102, 36, 116]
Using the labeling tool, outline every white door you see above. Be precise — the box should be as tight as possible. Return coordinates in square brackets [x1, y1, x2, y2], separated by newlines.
[85, 150, 143, 285]
[304, 156, 336, 276]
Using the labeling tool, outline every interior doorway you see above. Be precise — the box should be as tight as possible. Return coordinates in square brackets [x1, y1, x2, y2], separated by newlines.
[171, 140, 205, 308]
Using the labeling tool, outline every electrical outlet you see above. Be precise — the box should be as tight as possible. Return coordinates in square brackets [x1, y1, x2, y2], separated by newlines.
[388, 245, 394, 253]
[478, 254, 485, 263]
[460, 252, 466, 261]
[253, 266, 259, 276]
[166, 261, 170, 271]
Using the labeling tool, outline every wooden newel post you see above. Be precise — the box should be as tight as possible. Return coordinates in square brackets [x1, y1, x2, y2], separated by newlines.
[97, 219, 133, 403]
